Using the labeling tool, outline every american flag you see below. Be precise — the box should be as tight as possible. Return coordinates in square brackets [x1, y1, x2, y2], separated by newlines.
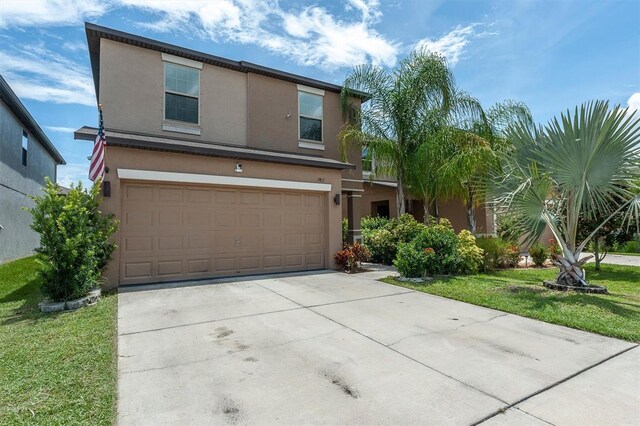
[89, 105, 106, 182]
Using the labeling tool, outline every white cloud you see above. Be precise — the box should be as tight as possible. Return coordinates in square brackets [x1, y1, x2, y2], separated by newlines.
[0, 0, 106, 28]
[627, 92, 640, 111]
[0, 45, 95, 105]
[115, 0, 398, 70]
[45, 126, 77, 133]
[62, 41, 87, 51]
[56, 163, 90, 188]
[415, 24, 494, 65]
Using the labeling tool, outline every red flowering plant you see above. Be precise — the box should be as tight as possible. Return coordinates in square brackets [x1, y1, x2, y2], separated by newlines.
[335, 242, 371, 273]
[547, 239, 562, 258]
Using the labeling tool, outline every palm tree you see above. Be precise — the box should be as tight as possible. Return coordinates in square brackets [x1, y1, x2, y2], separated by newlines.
[339, 50, 456, 217]
[490, 101, 640, 287]
[410, 99, 531, 231]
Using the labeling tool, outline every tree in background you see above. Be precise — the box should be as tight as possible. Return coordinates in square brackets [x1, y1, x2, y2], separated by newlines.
[490, 101, 640, 288]
[339, 50, 456, 217]
[577, 200, 637, 270]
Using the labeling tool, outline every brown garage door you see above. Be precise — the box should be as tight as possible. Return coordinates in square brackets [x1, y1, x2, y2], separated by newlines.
[120, 182, 326, 284]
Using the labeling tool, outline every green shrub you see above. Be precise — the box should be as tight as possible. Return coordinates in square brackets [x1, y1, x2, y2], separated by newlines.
[617, 239, 640, 253]
[364, 228, 396, 264]
[394, 243, 433, 277]
[476, 237, 521, 271]
[28, 179, 118, 301]
[361, 215, 389, 233]
[528, 242, 549, 267]
[335, 242, 370, 273]
[363, 214, 426, 265]
[410, 222, 459, 275]
[457, 230, 484, 274]
[342, 218, 349, 243]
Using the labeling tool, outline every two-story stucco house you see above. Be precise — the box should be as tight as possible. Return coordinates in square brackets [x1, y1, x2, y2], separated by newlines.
[75, 24, 494, 287]
[0, 75, 66, 263]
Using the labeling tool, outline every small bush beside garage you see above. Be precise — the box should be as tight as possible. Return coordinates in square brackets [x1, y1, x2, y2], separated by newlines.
[28, 180, 118, 309]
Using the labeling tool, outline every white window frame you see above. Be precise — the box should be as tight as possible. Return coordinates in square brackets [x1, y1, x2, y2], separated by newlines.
[297, 84, 324, 148]
[162, 54, 202, 130]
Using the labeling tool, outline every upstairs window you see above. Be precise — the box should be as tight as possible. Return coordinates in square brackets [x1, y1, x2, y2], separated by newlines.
[164, 62, 200, 124]
[298, 90, 323, 143]
[21, 130, 28, 167]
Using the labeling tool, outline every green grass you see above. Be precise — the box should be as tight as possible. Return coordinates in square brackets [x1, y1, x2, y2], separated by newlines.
[608, 252, 640, 256]
[0, 257, 117, 425]
[383, 264, 640, 342]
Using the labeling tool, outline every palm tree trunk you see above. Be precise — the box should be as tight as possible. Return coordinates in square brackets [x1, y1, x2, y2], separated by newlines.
[396, 177, 406, 217]
[434, 200, 440, 223]
[466, 188, 477, 233]
[423, 196, 430, 225]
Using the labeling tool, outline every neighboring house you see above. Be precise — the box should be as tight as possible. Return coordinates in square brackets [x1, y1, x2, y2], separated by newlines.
[0, 75, 66, 263]
[349, 153, 496, 235]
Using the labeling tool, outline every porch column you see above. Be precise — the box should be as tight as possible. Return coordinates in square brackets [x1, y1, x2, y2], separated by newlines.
[346, 191, 362, 243]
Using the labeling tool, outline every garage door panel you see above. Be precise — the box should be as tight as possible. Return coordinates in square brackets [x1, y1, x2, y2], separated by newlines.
[305, 253, 324, 268]
[158, 208, 182, 228]
[124, 261, 153, 279]
[124, 210, 153, 228]
[239, 212, 261, 228]
[305, 232, 323, 246]
[285, 213, 303, 226]
[239, 191, 260, 205]
[186, 188, 211, 203]
[263, 255, 283, 268]
[186, 234, 212, 250]
[186, 211, 211, 228]
[215, 190, 237, 204]
[158, 187, 183, 202]
[263, 212, 282, 227]
[214, 257, 237, 273]
[285, 254, 304, 267]
[187, 259, 210, 274]
[157, 260, 183, 277]
[304, 213, 322, 226]
[157, 236, 183, 251]
[305, 194, 322, 208]
[285, 232, 304, 247]
[213, 211, 236, 228]
[263, 193, 282, 206]
[121, 183, 326, 284]
[125, 185, 154, 202]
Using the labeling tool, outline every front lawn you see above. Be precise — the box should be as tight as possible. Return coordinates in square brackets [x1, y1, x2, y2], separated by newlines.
[0, 257, 117, 424]
[383, 264, 640, 342]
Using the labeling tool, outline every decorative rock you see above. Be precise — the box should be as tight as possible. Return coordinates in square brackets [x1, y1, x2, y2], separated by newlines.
[39, 288, 102, 313]
[396, 276, 434, 283]
[38, 301, 66, 313]
[543, 280, 608, 294]
[65, 297, 89, 310]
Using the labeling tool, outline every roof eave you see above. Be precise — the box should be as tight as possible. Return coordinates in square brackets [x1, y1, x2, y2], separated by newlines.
[0, 75, 66, 165]
[74, 127, 355, 171]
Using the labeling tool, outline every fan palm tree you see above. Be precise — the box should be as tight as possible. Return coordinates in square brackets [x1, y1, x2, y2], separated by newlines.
[339, 50, 456, 216]
[491, 101, 640, 287]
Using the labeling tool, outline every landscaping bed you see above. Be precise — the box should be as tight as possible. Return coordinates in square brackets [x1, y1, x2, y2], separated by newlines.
[383, 263, 640, 342]
[0, 257, 117, 425]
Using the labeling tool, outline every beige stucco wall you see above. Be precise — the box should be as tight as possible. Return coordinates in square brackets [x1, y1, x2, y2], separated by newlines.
[99, 39, 247, 145]
[246, 73, 362, 177]
[100, 147, 343, 288]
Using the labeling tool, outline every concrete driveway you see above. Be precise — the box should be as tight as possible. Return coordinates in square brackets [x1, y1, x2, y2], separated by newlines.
[118, 270, 639, 425]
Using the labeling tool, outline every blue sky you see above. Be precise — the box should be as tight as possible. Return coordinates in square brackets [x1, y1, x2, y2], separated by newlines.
[1, 0, 638, 187]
